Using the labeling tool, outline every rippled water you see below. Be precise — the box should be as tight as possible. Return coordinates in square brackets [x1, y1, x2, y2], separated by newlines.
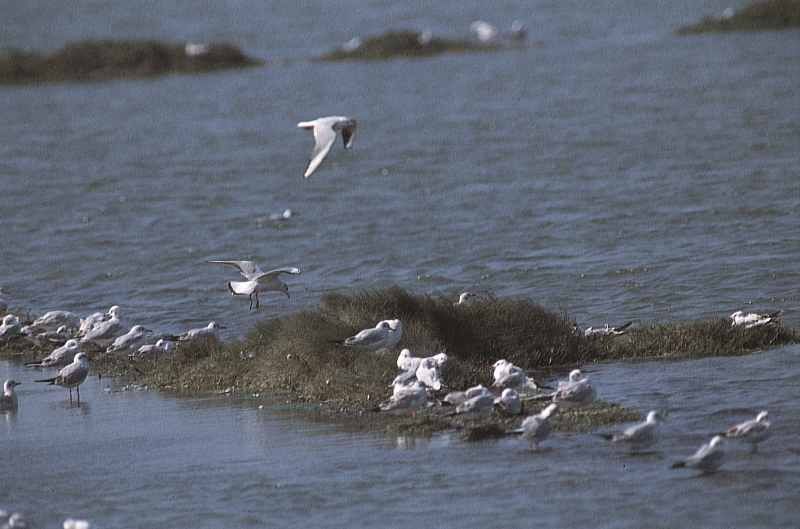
[4, 347, 800, 527]
[2, 0, 799, 526]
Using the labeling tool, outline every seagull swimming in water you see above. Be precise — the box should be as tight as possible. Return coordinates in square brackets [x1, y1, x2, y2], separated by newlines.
[729, 310, 782, 329]
[297, 116, 357, 177]
[671, 436, 725, 473]
[602, 410, 665, 451]
[35, 352, 90, 404]
[720, 411, 772, 453]
[0, 380, 21, 411]
[209, 260, 301, 311]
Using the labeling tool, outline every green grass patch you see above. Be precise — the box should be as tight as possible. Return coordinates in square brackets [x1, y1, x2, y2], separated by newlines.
[0, 40, 263, 86]
[678, 0, 800, 35]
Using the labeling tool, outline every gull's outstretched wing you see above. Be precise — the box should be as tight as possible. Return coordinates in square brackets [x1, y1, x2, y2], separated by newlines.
[209, 260, 263, 280]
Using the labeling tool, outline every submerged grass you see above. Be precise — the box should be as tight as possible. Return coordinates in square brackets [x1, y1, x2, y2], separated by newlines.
[4, 287, 796, 438]
[0, 39, 262, 86]
[677, 0, 800, 35]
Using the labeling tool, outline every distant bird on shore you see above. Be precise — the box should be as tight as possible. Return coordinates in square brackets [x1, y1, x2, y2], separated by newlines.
[32, 310, 81, 332]
[583, 321, 633, 337]
[671, 436, 725, 473]
[80, 306, 126, 348]
[179, 322, 225, 341]
[1, 379, 21, 411]
[297, 116, 357, 177]
[729, 310, 782, 329]
[209, 260, 300, 311]
[494, 388, 522, 415]
[26, 339, 82, 368]
[518, 403, 558, 451]
[719, 411, 772, 453]
[35, 352, 90, 404]
[338, 319, 402, 353]
[552, 369, 596, 409]
[454, 292, 476, 306]
[0, 315, 22, 341]
[601, 410, 664, 452]
[470, 21, 499, 42]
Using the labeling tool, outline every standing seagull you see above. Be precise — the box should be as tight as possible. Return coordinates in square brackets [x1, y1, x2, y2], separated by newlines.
[210, 260, 300, 311]
[297, 116, 357, 177]
[1, 380, 21, 411]
[720, 411, 772, 453]
[35, 352, 90, 404]
[519, 403, 559, 451]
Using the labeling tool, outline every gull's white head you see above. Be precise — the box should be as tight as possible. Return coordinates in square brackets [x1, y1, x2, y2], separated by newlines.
[4, 379, 20, 394]
[569, 369, 583, 382]
[74, 353, 89, 363]
[2, 315, 18, 325]
[756, 411, 769, 422]
[208, 322, 226, 330]
[541, 403, 558, 418]
[106, 306, 122, 319]
[709, 436, 723, 448]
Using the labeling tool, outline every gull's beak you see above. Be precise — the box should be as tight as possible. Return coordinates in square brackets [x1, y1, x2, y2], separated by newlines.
[285, 292, 290, 299]
[12, 381, 21, 388]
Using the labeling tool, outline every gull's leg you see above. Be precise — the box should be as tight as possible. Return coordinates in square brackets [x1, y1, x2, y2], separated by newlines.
[248, 294, 253, 311]
[76, 386, 81, 405]
[255, 293, 260, 311]
[69, 388, 73, 404]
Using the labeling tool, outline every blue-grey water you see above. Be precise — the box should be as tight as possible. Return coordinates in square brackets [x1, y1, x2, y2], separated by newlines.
[1, 0, 799, 526]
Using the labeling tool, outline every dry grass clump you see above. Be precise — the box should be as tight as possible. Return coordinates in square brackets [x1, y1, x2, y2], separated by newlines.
[678, 0, 800, 35]
[317, 30, 503, 62]
[0, 40, 262, 86]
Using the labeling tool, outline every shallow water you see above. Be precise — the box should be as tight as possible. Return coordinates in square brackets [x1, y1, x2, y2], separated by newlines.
[4, 347, 800, 527]
[1, 0, 800, 526]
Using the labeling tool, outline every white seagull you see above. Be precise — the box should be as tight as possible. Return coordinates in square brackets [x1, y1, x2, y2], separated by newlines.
[179, 322, 225, 341]
[80, 306, 126, 348]
[583, 321, 633, 337]
[297, 116, 357, 178]
[0, 314, 22, 341]
[78, 310, 111, 337]
[603, 410, 664, 451]
[520, 403, 558, 451]
[1, 379, 21, 411]
[453, 385, 494, 417]
[35, 352, 90, 404]
[454, 292, 476, 306]
[416, 355, 445, 392]
[720, 411, 772, 453]
[32, 310, 82, 332]
[490, 359, 539, 394]
[391, 349, 447, 387]
[210, 260, 301, 311]
[129, 339, 175, 361]
[552, 369, 597, 409]
[379, 380, 437, 417]
[672, 436, 725, 473]
[470, 21, 499, 42]
[26, 339, 82, 368]
[494, 388, 522, 415]
[22, 325, 70, 348]
[339, 320, 402, 352]
[729, 310, 782, 329]
[106, 325, 152, 356]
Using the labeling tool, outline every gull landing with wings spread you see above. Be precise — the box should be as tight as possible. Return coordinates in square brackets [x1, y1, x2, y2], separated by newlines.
[210, 260, 301, 311]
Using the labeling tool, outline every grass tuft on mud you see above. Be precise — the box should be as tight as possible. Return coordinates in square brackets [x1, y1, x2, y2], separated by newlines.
[678, 0, 800, 35]
[0, 39, 262, 86]
[87, 287, 797, 404]
[316, 30, 504, 62]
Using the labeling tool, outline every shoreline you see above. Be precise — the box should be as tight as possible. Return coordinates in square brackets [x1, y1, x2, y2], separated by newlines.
[2, 287, 796, 439]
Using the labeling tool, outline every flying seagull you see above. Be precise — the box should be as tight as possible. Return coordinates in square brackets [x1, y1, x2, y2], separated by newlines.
[209, 260, 300, 311]
[297, 116, 356, 177]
